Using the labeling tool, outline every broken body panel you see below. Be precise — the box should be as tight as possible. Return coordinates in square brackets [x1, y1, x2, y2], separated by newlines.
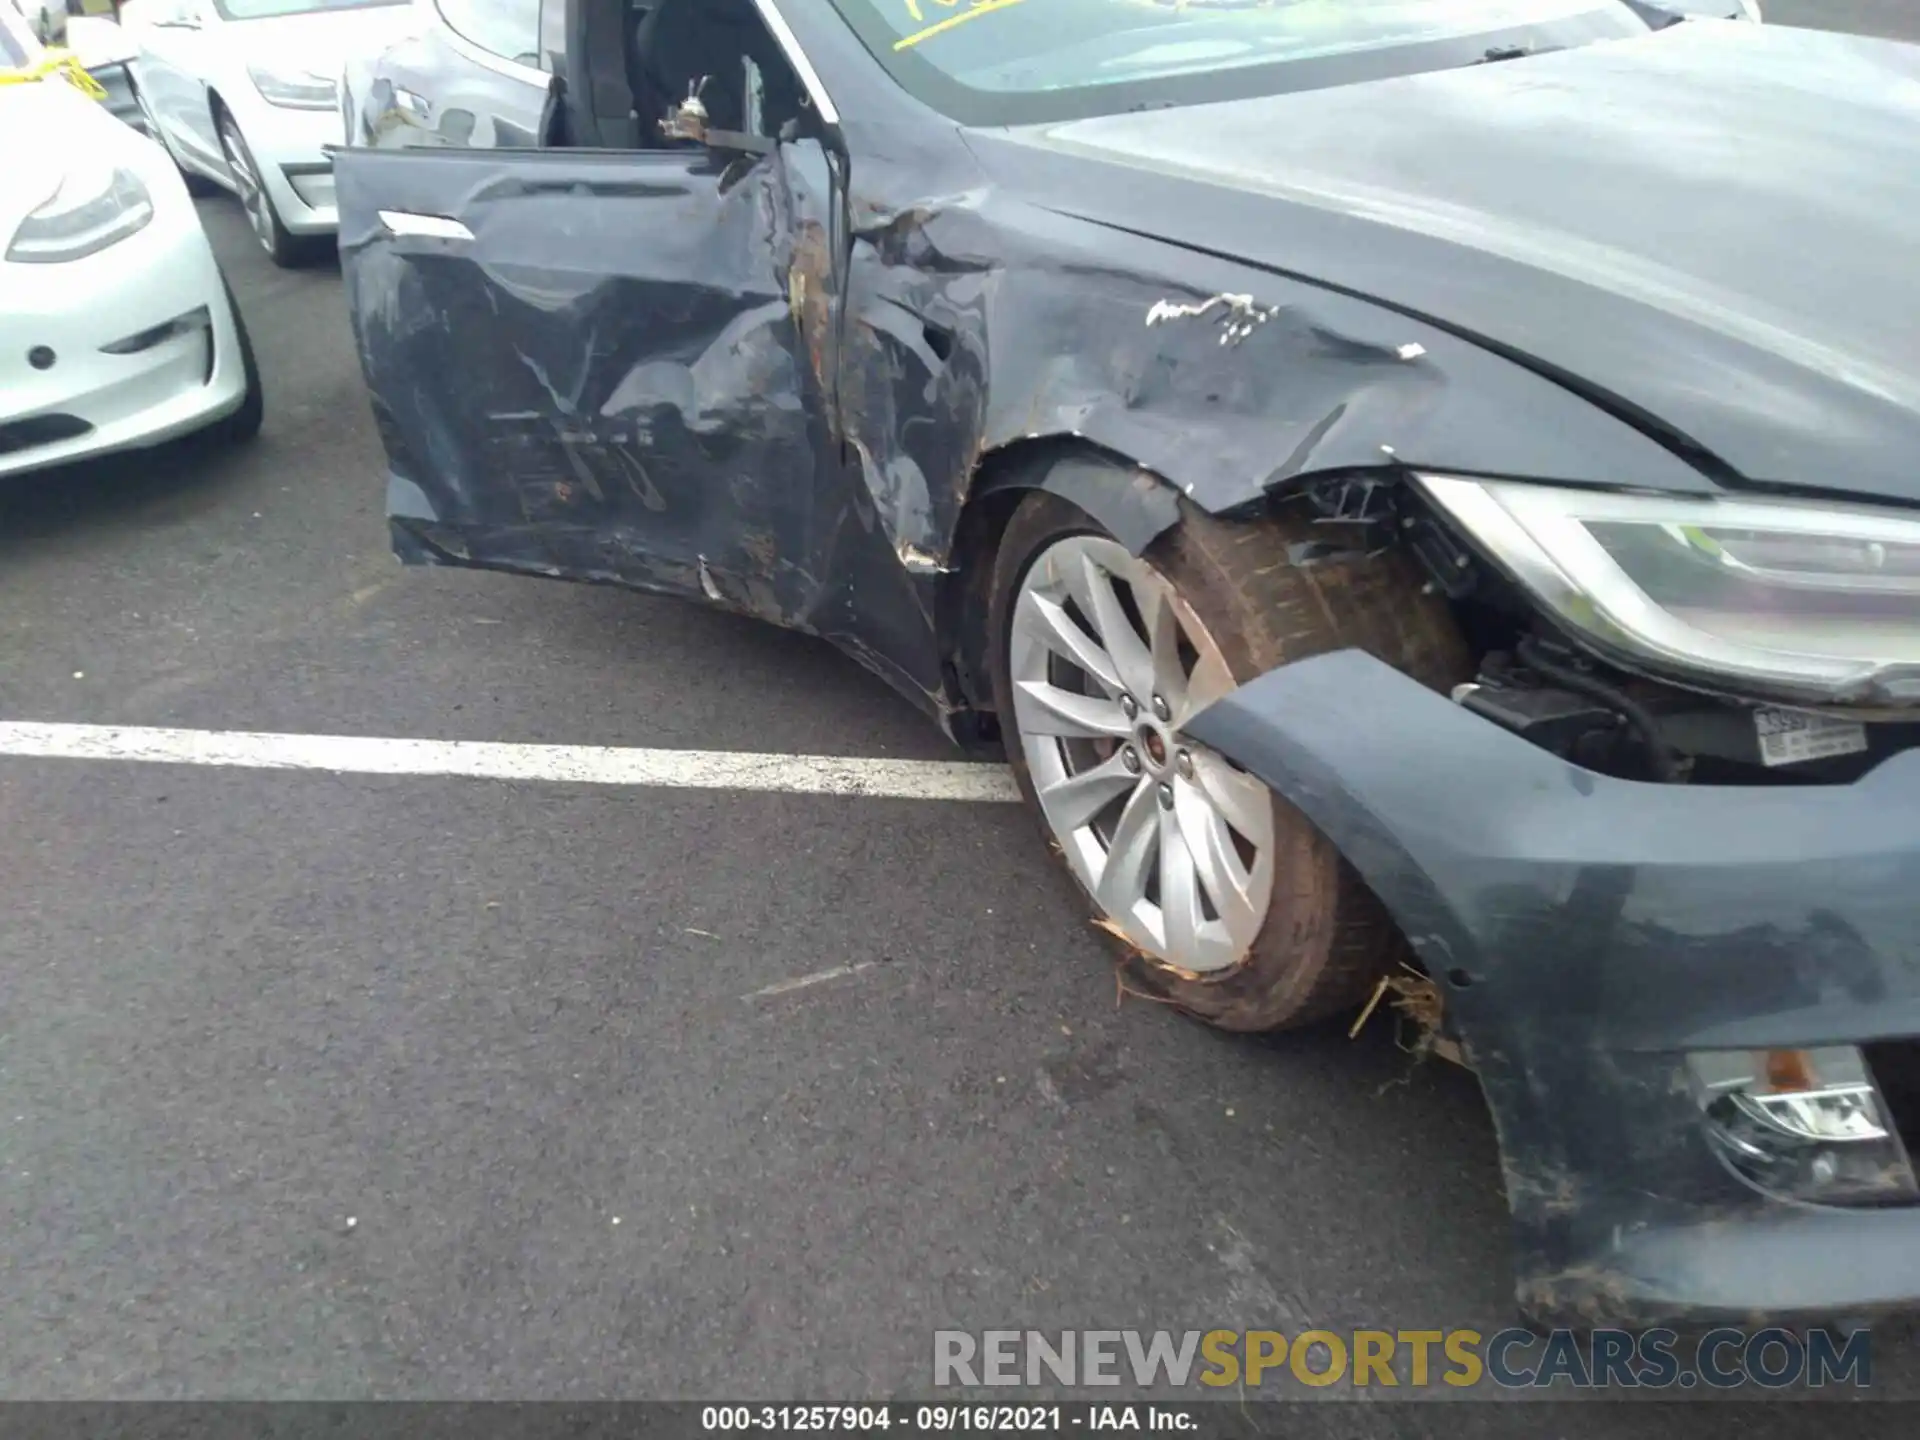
[340, 125, 1692, 724]
[1188, 651, 1920, 1327]
[987, 20, 1920, 507]
[341, 137, 954, 706]
[340, 16, 1920, 728]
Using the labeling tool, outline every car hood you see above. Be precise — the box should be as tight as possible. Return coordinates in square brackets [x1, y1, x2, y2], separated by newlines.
[990, 21, 1920, 508]
[0, 80, 114, 235]
[222, 3, 412, 72]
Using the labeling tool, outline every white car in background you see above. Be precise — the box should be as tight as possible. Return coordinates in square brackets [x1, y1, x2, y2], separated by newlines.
[1, 6, 261, 479]
[124, 0, 409, 265]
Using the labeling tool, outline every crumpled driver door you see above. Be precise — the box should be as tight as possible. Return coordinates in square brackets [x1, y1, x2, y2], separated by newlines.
[335, 142, 835, 613]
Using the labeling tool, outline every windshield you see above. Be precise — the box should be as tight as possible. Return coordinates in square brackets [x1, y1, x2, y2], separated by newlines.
[212, 0, 404, 19]
[825, 0, 1651, 124]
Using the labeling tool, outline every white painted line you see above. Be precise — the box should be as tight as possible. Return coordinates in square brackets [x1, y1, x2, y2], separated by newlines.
[0, 722, 1021, 803]
[744, 963, 879, 1001]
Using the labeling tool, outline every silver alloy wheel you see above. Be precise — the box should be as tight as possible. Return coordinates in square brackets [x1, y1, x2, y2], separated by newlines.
[220, 122, 274, 252]
[1009, 534, 1276, 975]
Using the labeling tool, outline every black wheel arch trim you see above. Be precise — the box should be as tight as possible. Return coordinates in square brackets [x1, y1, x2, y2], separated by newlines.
[934, 444, 1184, 739]
[966, 445, 1183, 559]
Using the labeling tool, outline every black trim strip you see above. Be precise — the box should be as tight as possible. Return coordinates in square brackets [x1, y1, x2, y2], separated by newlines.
[99, 305, 212, 356]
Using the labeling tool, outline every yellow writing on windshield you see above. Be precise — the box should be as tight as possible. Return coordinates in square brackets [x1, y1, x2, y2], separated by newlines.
[896, 0, 1030, 51]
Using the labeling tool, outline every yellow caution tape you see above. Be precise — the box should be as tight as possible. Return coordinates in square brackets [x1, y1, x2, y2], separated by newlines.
[0, 51, 110, 101]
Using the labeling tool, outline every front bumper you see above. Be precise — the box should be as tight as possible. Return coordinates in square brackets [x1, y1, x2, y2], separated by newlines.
[0, 201, 250, 478]
[242, 102, 340, 234]
[1186, 650, 1920, 1327]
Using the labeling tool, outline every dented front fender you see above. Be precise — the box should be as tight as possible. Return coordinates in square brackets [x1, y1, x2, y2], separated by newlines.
[834, 145, 1720, 601]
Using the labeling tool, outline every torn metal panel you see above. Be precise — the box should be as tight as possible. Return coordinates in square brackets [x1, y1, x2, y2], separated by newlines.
[341, 0, 1920, 754]
[1144, 292, 1280, 346]
[338, 141, 856, 634]
[967, 21, 1920, 508]
[825, 133, 1725, 620]
[1188, 649, 1920, 1327]
[948, 177, 1720, 518]
[340, 5, 1920, 746]
[820, 149, 1724, 718]
[341, 89, 1742, 733]
[836, 179, 994, 558]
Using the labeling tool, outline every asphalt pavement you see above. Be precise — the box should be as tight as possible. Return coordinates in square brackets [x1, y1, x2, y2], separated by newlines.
[1, 7, 1916, 1426]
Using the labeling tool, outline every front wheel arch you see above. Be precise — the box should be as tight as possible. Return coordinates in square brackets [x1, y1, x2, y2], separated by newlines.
[938, 440, 1187, 733]
[206, 89, 248, 193]
[205, 87, 232, 148]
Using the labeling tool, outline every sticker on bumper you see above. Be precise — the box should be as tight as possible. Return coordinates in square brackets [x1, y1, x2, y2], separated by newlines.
[1754, 706, 1869, 767]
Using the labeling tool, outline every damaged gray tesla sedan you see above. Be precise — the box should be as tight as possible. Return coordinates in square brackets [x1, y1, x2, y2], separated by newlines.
[333, 0, 1920, 1327]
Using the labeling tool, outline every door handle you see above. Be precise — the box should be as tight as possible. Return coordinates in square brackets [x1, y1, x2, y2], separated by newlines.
[378, 211, 473, 241]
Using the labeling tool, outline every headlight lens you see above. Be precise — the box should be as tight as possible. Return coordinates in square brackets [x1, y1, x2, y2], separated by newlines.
[6, 163, 154, 264]
[249, 63, 337, 111]
[1416, 475, 1920, 706]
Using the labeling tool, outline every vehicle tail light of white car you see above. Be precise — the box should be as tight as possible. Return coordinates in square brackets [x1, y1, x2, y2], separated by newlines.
[5, 161, 152, 263]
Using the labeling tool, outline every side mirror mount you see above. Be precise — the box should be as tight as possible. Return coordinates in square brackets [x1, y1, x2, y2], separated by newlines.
[661, 73, 776, 159]
[659, 75, 709, 146]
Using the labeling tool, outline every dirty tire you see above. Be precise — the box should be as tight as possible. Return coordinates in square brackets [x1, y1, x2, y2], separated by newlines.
[988, 483, 1471, 1032]
[205, 274, 264, 445]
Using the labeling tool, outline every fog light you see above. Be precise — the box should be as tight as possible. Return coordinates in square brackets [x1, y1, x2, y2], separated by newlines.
[1688, 1047, 1919, 1206]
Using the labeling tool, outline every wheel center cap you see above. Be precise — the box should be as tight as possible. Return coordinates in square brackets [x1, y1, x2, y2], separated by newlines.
[1139, 727, 1168, 770]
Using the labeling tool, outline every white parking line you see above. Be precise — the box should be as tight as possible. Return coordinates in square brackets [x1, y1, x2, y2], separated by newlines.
[0, 722, 1022, 803]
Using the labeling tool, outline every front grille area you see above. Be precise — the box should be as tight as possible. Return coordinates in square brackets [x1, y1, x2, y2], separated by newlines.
[0, 413, 93, 456]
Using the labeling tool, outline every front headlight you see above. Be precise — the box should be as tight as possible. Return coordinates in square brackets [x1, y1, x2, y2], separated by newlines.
[1416, 475, 1920, 706]
[5, 163, 154, 264]
[249, 63, 338, 111]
